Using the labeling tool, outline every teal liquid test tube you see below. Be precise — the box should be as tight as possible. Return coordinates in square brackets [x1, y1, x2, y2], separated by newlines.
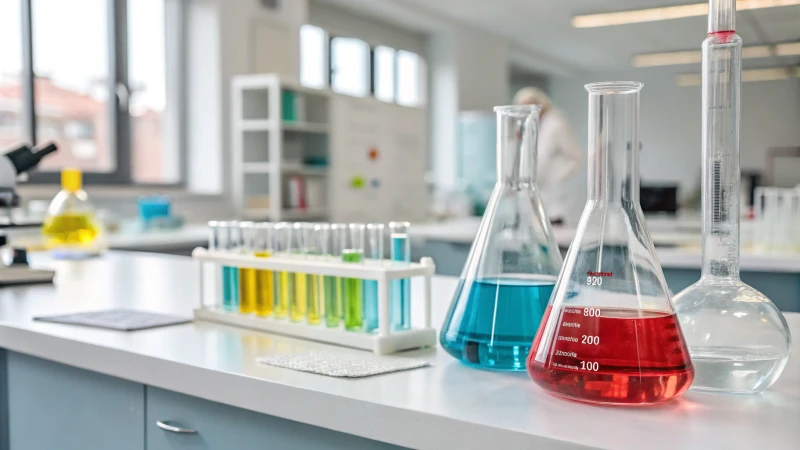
[364, 223, 384, 333]
[219, 221, 240, 311]
[326, 223, 347, 327]
[344, 223, 365, 331]
[390, 222, 411, 330]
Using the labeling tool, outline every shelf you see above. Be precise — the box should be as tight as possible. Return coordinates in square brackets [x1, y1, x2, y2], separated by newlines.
[239, 119, 275, 131]
[242, 162, 274, 174]
[282, 121, 329, 134]
[281, 163, 328, 176]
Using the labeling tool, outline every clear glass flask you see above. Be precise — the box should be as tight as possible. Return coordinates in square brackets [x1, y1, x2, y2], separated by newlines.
[364, 223, 385, 332]
[42, 167, 102, 258]
[673, 0, 791, 394]
[253, 222, 275, 317]
[344, 223, 365, 331]
[527, 82, 694, 405]
[389, 222, 411, 330]
[440, 105, 563, 371]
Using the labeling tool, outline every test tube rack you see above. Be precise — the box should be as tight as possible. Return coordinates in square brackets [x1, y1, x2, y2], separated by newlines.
[192, 247, 437, 355]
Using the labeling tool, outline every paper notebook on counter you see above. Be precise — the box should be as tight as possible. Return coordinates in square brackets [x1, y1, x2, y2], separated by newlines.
[34, 309, 191, 331]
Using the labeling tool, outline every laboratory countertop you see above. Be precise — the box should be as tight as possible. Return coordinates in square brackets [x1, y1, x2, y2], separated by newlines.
[414, 218, 800, 273]
[0, 252, 798, 450]
[106, 223, 208, 250]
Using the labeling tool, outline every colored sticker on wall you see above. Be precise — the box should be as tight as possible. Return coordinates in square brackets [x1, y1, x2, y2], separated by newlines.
[370, 178, 381, 188]
[368, 147, 379, 161]
[350, 176, 366, 189]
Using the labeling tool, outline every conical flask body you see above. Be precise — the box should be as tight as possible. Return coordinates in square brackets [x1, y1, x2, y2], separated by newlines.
[440, 105, 563, 371]
[526, 82, 693, 405]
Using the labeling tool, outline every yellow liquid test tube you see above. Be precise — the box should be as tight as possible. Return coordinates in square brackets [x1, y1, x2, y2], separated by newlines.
[291, 273, 308, 322]
[307, 274, 322, 325]
[276, 271, 292, 318]
[254, 250, 274, 317]
[238, 222, 257, 314]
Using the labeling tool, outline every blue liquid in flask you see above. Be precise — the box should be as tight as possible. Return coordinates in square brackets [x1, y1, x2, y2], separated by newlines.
[222, 266, 240, 311]
[439, 276, 554, 371]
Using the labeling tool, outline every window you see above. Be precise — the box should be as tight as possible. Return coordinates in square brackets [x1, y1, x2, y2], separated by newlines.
[373, 46, 395, 103]
[0, 0, 24, 146]
[397, 50, 422, 107]
[2, 0, 179, 185]
[300, 25, 326, 89]
[330, 37, 369, 97]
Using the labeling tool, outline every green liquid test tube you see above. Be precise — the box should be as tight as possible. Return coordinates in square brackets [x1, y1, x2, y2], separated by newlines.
[344, 224, 366, 331]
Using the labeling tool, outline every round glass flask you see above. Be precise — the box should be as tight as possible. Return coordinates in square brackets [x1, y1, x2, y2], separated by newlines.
[440, 105, 563, 371]
[526, 82, 694, 405]
[672, 0, 791, 394]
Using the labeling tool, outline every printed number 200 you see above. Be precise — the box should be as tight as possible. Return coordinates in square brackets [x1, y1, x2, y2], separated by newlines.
[587, 276, 603, 286]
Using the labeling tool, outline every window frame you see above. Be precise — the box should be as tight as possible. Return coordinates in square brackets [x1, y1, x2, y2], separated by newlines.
[15, 0, 184, 186]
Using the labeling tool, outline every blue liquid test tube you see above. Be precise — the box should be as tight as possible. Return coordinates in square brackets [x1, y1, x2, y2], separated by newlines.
[364, 223, 384, 332]
[218, 221, 240, 311]
[389, 222, 411, 330]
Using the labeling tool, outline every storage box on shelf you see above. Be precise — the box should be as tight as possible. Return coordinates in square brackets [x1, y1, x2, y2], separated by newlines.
[192, 247, 437, 354]
[231, 74, 331, 222]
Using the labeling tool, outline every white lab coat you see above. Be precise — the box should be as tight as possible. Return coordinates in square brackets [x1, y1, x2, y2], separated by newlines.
[536, 109, 583, 221]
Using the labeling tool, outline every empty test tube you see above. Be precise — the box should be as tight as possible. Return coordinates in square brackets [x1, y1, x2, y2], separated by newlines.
[274, 222, 293, 319]
[344, 223, 365, 331]
[238, 222, 258, 314]
[254, 222, 275, 317]
[390, 222, 411, 330]
[364, 224, 384, 332]
[218, 221, 239, 312]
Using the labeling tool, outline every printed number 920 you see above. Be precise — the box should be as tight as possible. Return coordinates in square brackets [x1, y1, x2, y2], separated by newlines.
[586, 276, 603, 286]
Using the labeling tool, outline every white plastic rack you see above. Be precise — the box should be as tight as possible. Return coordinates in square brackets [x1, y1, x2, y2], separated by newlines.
[192, 247, 437, 355]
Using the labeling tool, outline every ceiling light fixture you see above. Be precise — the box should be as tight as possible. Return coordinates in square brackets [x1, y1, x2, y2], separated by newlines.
[675, 66, 800, 86]
[573, 1, 800, 28]
[633, 42, 800, 67]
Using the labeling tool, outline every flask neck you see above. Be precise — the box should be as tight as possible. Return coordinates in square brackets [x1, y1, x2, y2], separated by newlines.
[585, 85, 641, 204]
[700, 32, 742, 280]
[495, 106, 540, 184]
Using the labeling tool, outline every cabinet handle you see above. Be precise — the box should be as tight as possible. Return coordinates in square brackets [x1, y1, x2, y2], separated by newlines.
[156, 420, 198, 434]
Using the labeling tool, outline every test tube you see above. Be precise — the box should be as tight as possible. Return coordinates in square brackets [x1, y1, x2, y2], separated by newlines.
[364, 224, 384, 332]
[291, 223, 309, 322]
[306, 224, 322, 325]
[274, 222, 293, 319]
[254, 222, 275, 317]
[390, 221, 411, 330]
[238, 221, 258, 314]
[327, 223, 347, 327]
[344, 223, 365, 331]
[208, 221, 222, 307]
[218, 221, 239, 311]
[319, 223, 347, 328]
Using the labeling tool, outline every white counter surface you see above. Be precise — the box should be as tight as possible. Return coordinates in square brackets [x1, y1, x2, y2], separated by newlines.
[0, 252, 798, 450]
[414, 218, 800, 273]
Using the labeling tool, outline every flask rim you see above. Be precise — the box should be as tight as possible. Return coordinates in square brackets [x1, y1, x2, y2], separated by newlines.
[493, 104, 542, 116]
[585, 81, 643, 95]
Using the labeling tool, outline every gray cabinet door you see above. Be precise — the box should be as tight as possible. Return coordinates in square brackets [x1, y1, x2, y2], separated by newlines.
[6, 352, 144, 450]
[147, 387, 406, 450]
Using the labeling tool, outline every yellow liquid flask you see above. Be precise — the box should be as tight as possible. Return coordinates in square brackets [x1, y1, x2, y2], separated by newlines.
[42, 168, 102, 258]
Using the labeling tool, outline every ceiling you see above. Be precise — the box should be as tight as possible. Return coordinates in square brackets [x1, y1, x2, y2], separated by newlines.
[315, 0, 800, 75]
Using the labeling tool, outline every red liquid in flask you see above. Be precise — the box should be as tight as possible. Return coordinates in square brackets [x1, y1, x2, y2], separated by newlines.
[527, 306, 694, 405]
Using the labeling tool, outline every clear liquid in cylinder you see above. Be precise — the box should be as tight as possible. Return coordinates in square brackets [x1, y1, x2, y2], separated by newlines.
[527, 306, 694, 405]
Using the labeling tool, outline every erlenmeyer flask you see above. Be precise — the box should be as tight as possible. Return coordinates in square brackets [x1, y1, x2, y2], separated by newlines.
[672, 0, 791, 394]
[526, 82, 694, 405]
[440, 105, 563, 371]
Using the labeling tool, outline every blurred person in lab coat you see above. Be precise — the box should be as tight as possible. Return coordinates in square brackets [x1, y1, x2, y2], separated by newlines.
[514, 87, 583, 225]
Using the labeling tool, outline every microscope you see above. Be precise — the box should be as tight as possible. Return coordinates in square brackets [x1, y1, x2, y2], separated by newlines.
[0, 142, 58, 285]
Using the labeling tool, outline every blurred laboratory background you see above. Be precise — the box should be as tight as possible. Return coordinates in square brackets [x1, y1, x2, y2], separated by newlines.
[1, 0, 799, 307]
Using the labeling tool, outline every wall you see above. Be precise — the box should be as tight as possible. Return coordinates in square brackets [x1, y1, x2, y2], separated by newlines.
[427, 26, 510, 190]
[509, 68, 550, 103]
[549, 68, 800, 220]
[308, 0, 425, 54]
